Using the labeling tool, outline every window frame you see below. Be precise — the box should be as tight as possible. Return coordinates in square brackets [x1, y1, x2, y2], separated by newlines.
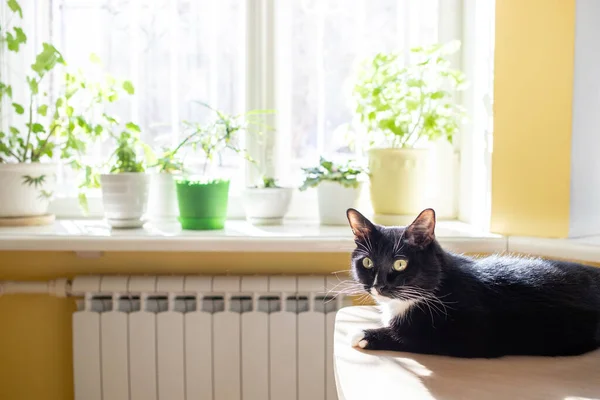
[42, 0, 491, 225]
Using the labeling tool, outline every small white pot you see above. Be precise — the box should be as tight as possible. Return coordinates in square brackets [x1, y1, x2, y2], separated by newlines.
[242, 187, 293, 225]
[317, 181, 362, 225]
[147, 173, 179, 221]
[0, 163, 57, 219]
[100, 173, 150, 228]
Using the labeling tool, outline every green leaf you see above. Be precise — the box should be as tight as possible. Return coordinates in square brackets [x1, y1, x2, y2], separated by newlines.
[0, 83, 13, 100]
[89, 53, 102, 64]
[66, 106, 74, 117]
[142, 143, 157, 165]
[5, 26, 27, 51]
[430, 90, 448, 100]
[122, 80, 135, 95]
[103, 113, 118, 125]
[12, 103, 24, 114]
[5, 32, 20, 52]
[125, 122, 141, 133]
[78, 192, 89, 214]
[406, 99, 420, 111]
[14, 27, 26, 43]
[321, 159, 333, 172]
[9, 126, 19, 135]
[55, 97, 64, 108]
[31, 123, 45, 133]
[31, 43, 65, 77]
[7, 0, 23, 18]
[94, 125, 103, 135]
[27, 77, 39, 94]
[37, 104, 48, 116]
[407, 78, 424, 87]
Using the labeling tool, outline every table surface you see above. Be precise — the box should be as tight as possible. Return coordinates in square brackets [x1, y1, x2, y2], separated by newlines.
[334, 306, 600, 400]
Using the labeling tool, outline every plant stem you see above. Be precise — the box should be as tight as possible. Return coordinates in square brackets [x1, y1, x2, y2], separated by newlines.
[171, 130, 197, 156]
[401, 72, 426, 148]
[32, 123, 59, 161]
[4, 146, 22, 162]
[23, 78, 37, 161]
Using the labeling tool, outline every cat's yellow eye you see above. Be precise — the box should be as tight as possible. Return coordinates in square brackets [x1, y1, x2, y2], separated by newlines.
[393, 259, 408, 271]
[362, 257, 374, 269]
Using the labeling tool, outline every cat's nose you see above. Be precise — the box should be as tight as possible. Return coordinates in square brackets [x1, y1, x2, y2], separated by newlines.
[373, 285, 389, 295]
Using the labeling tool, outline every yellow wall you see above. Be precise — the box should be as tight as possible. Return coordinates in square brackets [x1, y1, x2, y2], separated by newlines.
[491, 0, 576, 237]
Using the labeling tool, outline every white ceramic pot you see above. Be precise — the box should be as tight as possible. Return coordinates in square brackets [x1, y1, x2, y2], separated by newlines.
[317, 181, 362, 225]
[100, 173, 150, 228]
[368, 148, 429, 218]
[147, 173, 179, 221]
[241, 187, 293, 225]
[0, 162, 57, 219]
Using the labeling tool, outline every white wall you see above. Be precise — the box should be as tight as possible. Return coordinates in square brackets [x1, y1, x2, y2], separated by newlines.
[569, 0, 600, 237]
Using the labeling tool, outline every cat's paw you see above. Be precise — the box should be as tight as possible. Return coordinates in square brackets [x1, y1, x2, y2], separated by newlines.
[349, 330, 369, 349]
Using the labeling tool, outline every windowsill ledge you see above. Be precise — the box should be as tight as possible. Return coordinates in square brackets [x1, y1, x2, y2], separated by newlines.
[2, 219, 600, 264]
[0, 219, 503, 253]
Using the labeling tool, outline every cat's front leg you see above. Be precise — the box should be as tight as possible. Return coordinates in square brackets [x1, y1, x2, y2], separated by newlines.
[349, 327, 406, 351]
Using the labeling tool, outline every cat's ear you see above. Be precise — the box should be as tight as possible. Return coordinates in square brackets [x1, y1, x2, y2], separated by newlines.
[404, 208, 436, 249]
[346, 208, 375, 240]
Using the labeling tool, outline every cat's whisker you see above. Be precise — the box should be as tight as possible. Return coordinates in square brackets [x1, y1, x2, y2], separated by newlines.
[387, 286, 452, 322]
[422, 298, 436, 326]
[326, 279, 359, 290]
[327, 281, 364, 290]
[356, 293, 371, 305]
[330, 269, 352, 275]
[323, 286, 367, 303]
[326, 283, 367, 295]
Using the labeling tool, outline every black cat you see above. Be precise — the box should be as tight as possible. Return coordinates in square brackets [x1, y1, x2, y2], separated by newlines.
[347, 208, 600, 358]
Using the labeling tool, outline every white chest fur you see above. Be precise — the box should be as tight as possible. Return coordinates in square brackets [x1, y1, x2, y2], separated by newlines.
[374, 296, 417, 327]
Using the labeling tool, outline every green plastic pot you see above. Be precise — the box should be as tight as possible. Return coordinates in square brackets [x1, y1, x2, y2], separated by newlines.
[175, 178, 230, 230]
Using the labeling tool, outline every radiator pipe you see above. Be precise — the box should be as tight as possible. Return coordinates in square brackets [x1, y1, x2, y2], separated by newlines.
[0, 279, 71, 297]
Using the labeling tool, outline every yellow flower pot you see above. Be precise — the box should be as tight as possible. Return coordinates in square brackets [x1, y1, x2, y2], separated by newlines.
[368, 148, 429, 218]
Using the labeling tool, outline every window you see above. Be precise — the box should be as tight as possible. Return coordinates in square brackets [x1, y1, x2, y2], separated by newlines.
[53, 0, 247, 199]
[276, 0, 441, 182]
[3, 0, 494, 225]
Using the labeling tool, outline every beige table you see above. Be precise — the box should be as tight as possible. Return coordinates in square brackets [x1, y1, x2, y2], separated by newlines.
[334, 306, 600, 400]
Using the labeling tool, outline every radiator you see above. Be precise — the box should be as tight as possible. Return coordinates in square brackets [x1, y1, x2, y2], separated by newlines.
[71, 275, 347, 400]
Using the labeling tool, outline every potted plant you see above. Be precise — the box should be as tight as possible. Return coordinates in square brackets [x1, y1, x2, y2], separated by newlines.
[1, 1, 138, 225]
[0, 2, 65, 224]
[92, 125, 149, 229]
[51, 56, 139, 221]
[300, 157, 366, 225]
[242, 176, 293, 225]
[175, 103, 271, 230]
[71, 71, 148, 228]
[352, 41, 466, 219]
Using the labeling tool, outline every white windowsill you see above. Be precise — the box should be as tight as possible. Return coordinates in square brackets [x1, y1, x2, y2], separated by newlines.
[0, 219, 503, 253]
[2, 219, 600, 263]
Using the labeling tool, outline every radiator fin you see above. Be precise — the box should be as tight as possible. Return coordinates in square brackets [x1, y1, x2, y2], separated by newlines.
[129, 301, 157, 400]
